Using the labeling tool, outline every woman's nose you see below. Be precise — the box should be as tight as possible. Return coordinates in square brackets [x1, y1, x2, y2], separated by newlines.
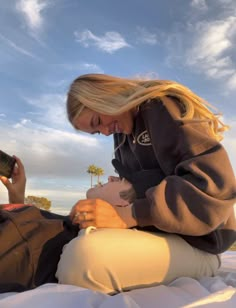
[98, 125, 110, 136]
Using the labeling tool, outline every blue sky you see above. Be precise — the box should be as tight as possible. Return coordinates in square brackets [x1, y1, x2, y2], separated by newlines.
[0, 0, 236, 214]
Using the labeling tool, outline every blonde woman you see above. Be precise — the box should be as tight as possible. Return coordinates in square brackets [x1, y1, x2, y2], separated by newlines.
[56, 73, 236, 294]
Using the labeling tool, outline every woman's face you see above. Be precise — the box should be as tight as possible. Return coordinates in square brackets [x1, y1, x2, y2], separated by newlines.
[72, 108, 134, 135]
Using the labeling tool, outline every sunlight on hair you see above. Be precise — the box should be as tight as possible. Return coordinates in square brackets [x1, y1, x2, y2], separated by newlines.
[67, 74, 229, 141]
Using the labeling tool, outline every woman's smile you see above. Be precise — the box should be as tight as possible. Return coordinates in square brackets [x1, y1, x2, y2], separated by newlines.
[73, 108, 134, 135]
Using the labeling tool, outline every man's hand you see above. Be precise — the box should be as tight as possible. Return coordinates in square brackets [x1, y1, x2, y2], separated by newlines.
[0, 156, 26, 204]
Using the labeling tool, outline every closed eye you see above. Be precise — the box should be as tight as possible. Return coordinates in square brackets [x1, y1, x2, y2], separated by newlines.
[92, 116, 101, 128]
[96, 116, 101, 126]
[90, 116, 101, 134]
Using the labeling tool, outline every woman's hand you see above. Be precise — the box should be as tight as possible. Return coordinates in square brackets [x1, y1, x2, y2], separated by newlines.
[0, 156, 26, 204]
[70, 199, 137, 229]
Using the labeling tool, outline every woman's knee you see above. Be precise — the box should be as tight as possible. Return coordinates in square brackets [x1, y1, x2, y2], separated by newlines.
[56, 234, 93, 282]
[56, 229, 118, 293]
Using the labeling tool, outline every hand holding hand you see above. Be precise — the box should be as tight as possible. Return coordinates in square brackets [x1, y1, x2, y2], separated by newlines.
[0, 156, 26, 204]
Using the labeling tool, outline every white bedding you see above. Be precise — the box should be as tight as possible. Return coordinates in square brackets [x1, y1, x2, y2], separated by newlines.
[0, 251, 235, 308]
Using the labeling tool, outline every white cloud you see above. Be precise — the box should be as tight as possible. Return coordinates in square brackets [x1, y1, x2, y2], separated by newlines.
[0, 120, 113, 177]
[23, 93, 68, 127]
[187, 18, 235, 62]
[136, 27, 158, 45]
[0, 113, 6, 117]
[0, 116, 115, 209]
[79, 63, 103, 71]
[14, 118, 32, 128]
[74, 30, 130, 53]
[217, 0, 235, 5]
[0, 32, 40, 59]
[166, 16, 236, 91]
[61, 62, 104, 73]
[133, 72, 159, 80]
[222, 118, 236, 174]
[227, 73, 236, 90]
[46, 79, 68, 88]
[186, 17, 236, 89]
[13, 92, 115, 178]
[191, 0, 235, 11]
[191, 0, 208, 11]
[16, 0, 49, 31]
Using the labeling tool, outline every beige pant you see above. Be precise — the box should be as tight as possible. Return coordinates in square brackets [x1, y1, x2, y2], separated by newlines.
[56, 227, 220, 294]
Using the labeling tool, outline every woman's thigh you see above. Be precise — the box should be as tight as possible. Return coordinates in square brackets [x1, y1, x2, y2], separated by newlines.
[56, 228, 219, 294]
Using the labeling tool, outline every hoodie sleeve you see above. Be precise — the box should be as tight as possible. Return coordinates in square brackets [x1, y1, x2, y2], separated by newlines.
[133, 97, 236, 235]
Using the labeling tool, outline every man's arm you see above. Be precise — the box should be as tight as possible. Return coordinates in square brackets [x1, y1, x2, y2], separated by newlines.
[0, 156, 26, 203]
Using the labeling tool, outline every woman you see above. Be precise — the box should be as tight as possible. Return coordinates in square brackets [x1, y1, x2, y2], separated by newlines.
[57, 73, 236, 294]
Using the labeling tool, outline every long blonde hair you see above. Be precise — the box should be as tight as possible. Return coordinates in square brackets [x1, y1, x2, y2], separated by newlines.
[67, 73, 228, 141]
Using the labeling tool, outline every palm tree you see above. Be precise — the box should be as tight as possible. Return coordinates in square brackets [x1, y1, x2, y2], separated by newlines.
[95, 167, 104, 185]
[87, 164, 97, 187]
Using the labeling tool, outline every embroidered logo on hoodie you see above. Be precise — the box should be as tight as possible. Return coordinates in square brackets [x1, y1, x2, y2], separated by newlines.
[137, 130, 151, 146]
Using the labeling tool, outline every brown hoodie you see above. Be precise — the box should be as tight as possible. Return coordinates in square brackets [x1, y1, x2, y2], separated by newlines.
[114, 97, 236, 254]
